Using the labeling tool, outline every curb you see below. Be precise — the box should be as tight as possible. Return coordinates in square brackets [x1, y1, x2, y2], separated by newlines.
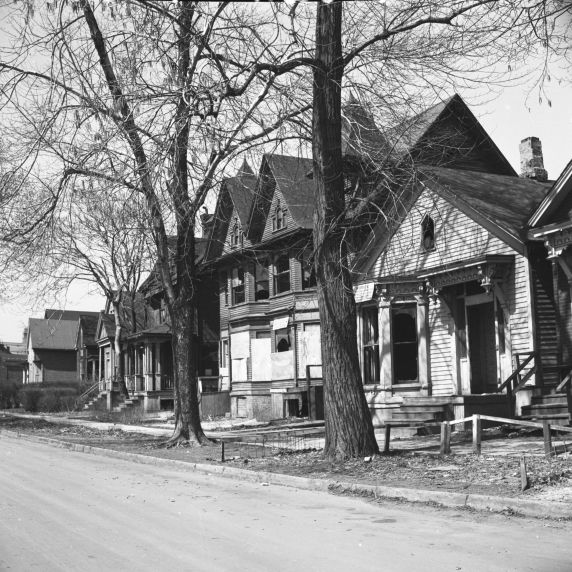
[2, 428, 571, 520]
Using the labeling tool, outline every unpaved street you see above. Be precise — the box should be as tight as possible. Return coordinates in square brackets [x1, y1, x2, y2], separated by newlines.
[1, 436, 571, 572]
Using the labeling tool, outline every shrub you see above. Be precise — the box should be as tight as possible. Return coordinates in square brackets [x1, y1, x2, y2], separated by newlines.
[19, 384, 80, 413]
[0, 381, 22, 409]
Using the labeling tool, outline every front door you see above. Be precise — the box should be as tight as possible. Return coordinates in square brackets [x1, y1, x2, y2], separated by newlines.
[467, 301, 497, 393]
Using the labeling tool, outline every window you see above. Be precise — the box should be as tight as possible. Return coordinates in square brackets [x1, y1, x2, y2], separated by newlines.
[220, 271, 228, 306]
[391, 305, 418, 383]
[273, 254, 291, 294]
[496, 301, 506, 354]
[254, 260, 269, 300]
[300, 250, 316, 290]
[421, 215, 435, 251]
[231, 219, 242, 248]
[272, 200, 287, 231]
[362, 307, 379, 384]
[231, 267, 245, 305]
[275, 328, 291, 352]
[220, 339, 229, 369]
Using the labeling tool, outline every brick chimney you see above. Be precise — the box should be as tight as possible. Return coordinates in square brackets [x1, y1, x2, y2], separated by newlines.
[519, 136, 548, 182]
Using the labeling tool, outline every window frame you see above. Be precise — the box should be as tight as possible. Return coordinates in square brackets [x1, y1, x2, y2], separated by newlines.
[391, 303, 419, 384]
[421, 214, 436, 252]
[273, 254, 291, 295]
[231, 267, 245, 305]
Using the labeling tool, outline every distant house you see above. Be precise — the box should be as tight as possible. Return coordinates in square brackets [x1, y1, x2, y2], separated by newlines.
[76, 314, 100, 385]
[0, 346, 27, 385]
[27, 310, 99, 384]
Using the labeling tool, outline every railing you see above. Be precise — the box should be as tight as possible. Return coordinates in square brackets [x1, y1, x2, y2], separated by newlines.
[498, 352, 536, 398]
[439, 414, 572, 458]
[74, 381, 99, 409]
[554, 368, 572, 394]
[160, 375, 174, 390]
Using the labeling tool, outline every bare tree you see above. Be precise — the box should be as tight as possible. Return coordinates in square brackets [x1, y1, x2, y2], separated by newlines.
[0, 1, 309, 445]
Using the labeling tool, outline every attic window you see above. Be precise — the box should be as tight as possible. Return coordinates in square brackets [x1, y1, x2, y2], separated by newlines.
[421, 215, 435, 252]
[231, 219, 242, 248]
[272, 200, 287, 232]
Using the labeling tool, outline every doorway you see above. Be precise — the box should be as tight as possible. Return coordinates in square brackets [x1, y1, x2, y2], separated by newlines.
[467, 301, 497, 393]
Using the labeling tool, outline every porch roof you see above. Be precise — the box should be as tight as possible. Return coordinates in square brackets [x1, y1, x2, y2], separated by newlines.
[124, 323, 171, 341]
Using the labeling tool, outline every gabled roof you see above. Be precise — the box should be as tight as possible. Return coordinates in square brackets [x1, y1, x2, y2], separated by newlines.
[245, 154, 314, 244]
[388, 94, 516, 176]
[419, 166, 550, 242]
[342, 94, 392, 163]
[528, 158, 572, 231]
[96, 312, 116, 341]
[28, 318, 79, 351]
[77, 314, 99, 348]
[44, 309, 99, 321]
[355, 166, 551, 276]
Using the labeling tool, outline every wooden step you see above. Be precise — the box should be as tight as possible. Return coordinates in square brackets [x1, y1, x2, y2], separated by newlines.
[522, 405, 569, 416]
[531, 394, 568, 405]
[520, 412, 570, 424]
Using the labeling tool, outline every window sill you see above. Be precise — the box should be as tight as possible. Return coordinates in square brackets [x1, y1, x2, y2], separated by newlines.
[391, 383, 421, 390]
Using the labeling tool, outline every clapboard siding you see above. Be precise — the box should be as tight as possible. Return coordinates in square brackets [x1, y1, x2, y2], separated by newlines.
[428, 301, 455, 395]
[261, 189, 296, 243]
[374, 188, 514, 277]
[373, 187, 535, 393]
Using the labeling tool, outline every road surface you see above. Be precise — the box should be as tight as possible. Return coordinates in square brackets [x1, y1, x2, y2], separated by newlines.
[1, 435, 571, 572]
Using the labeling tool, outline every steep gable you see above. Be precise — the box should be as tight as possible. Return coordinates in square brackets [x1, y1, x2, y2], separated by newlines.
[207, 165, 258, 259]
[390, 94, 516, 176]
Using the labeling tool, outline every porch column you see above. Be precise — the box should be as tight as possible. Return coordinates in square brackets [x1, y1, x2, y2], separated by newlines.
[98, 346, 102, 391]
[378, 293, 392, 390]
[144, 343, 153, 391]
[155, 342, 162, 390]
[416, 294, 430, 396]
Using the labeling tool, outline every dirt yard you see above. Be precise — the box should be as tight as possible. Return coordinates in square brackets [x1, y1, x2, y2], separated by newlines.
[2, 414, 572, 502]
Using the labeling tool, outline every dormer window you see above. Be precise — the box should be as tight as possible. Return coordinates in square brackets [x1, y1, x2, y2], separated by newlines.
[231, 219, 242, 248]
[421, 215, 435, 252]
[272, 200, 287, 232]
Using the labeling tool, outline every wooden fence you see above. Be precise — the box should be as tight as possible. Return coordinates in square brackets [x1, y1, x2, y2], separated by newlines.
[200, 390, 230, 418]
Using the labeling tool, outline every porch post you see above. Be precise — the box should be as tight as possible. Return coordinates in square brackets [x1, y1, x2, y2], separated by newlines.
[144, 343, 153, 391]
[416, 294, 430, 396]
[378, 291, 393, 390]
[155, 342, 162, 390]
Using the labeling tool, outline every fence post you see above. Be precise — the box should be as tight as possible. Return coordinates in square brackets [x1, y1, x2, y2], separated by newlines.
[543, 420, 552, 458]
[384, 424, 391, 454]
[221, 440, 225, 463]
[472, 414, 482, 455]
[440, 421, 451, 455]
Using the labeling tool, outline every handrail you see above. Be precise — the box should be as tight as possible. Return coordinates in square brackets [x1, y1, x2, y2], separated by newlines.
[498, 352, 535, 394]
[554, 369, 572, 394]
[78, 381, 99, 401]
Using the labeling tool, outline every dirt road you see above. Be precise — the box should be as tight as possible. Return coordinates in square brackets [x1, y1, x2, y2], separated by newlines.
[1, 435, 571, 571]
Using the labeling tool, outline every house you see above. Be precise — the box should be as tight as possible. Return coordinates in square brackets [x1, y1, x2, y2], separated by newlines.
[351, 96, 568, 425]
[205, 157, 323, 420]
[76, 314, 100, 386]
[27, 310, 99, 384]
[90, 242, 221, 413]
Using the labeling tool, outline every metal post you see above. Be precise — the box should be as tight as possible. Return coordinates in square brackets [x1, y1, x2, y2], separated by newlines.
[384, 424, 391, 454]
[472, 414, 482, 455]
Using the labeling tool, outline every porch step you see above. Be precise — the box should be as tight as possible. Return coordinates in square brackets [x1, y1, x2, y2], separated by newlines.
[392, 409, 445, 421]
[521, 403, 569, 416]
[520, 412, 571, 425]
[531, 394, 568, 405]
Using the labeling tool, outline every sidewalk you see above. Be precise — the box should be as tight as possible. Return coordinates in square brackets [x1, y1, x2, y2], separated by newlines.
[2, 411, 572, 519]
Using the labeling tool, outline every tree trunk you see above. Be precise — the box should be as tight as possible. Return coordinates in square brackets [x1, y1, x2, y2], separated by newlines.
[312, 0, 379, 460]
[112, 299, 129, 399]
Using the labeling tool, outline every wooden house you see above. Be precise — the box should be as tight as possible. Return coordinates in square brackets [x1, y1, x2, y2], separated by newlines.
[89, 240, 221, 414]
[75, 313, 100, 385]
[27, 310, 99, 384]
[352, 98, 567, 426]
[205, 158, 323, 420]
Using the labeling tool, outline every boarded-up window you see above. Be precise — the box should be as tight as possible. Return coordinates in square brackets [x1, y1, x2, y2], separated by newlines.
[251, 337, 271, 381]
[299, 323, 322, 379]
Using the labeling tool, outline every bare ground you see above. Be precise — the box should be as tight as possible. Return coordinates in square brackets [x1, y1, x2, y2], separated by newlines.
[2, 414, 572, 502]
